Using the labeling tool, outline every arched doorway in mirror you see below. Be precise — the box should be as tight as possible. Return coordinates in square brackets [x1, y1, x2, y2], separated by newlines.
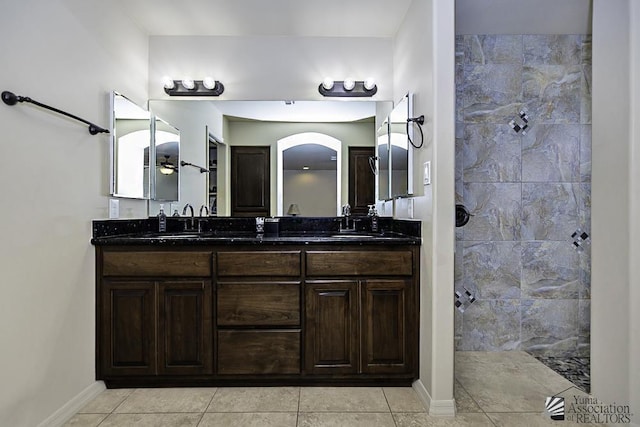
[277, 133, 341, 217]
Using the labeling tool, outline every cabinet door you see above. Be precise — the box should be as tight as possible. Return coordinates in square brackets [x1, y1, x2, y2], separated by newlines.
[305, 281, 359, 374]
[158, 281, 213, 375]
[231, 146, 270, 217]
[100, 281, 156, 376]
[361, 280, 413, 374]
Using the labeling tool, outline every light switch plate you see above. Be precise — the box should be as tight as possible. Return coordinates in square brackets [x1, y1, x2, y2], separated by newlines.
[423, 161, 431, 185]
[108, 199, 119, 219]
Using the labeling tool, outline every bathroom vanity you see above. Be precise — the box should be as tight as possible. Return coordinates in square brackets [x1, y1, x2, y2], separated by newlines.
[92, 217, 420, 388]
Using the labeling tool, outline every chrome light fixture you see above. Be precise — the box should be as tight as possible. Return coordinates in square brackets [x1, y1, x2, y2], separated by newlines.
[159, 155, 177, 175]
[163, 76, 225, 96]
[318, 77, 377, 97]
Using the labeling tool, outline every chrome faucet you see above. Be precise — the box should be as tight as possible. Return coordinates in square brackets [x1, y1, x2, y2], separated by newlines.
[340, 204, 355, 232]
[199, 205, 209, 217]
[182, 203, 195, 231]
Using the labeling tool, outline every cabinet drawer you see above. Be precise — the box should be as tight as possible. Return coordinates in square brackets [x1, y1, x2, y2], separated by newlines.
[103, 251, 211, 277]
[218, 330, 300, 374]
[217, 251, 301, 277]
[306, 251, 413, 276]
[218, 283, 300, 326]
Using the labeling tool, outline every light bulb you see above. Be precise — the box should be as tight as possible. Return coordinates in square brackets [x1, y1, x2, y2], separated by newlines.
[203, 77, 216, 90]
[364, 77, 376, 91]
[322, 77, 334, 90]
[343, 78, 355, 91]
[181, 77, 195, 90]
[162, 76, 175, 90]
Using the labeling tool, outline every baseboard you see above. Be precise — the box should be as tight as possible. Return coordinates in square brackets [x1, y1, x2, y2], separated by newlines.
[38, 381, 106, 427]
[412, 379, 456, 417]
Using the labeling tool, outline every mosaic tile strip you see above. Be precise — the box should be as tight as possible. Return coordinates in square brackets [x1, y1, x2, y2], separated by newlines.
[509, 110, 530, 134]
[455, 288, 477, 313]
[571, 228, 590, 251]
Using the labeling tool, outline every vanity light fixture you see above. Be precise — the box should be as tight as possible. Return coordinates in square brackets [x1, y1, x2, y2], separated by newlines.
[321, 77, 334, 91]
[181, 77, 195, 90]
[318, 78, 377, 97]
[343, 78, 356, 91]
[163, 76, 225, 96]
[159, 155, 177, 175]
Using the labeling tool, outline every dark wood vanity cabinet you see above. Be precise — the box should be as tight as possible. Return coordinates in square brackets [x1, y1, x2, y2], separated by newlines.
[305, 251, 415, 376]
[98, 250, 213, 379]
[96, 244, 418, 386]
[216, 250, 302, 375]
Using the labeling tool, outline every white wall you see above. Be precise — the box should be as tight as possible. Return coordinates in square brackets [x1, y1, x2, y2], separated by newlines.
[0, 1, 148, 425]
[592, 1, 639, 424]
[455, 0, 592, 35]
[630, 3, 640, 422]
[148, 35, 394, 101]
[393, 0, 456, 414]
[283, 170, 337, 217]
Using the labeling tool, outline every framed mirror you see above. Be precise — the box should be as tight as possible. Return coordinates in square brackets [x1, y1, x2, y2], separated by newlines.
[110, 92, 151, 199]
[146, 99, 392, 216]
[152, 117, 180, 201]
[389, 93, 413, 198]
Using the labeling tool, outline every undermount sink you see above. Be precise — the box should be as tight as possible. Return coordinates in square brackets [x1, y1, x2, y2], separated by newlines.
[139, 233, 203, 239]
[330, 234, 376, 238]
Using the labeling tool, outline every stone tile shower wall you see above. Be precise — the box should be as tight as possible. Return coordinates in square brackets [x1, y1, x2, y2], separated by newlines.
[454, 35, 591, 357]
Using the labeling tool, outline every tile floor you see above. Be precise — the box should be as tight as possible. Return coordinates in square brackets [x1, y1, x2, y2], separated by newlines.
[65, 352, 595, 426]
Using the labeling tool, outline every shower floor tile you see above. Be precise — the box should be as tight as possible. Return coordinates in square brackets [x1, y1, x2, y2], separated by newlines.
[534, 356, 590, 393]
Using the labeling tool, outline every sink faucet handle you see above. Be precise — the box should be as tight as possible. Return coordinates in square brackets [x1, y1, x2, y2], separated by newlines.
[342, 204, 351, 216]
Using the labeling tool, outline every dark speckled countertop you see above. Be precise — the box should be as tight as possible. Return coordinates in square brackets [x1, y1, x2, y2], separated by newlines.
[91, 217, 421, 246]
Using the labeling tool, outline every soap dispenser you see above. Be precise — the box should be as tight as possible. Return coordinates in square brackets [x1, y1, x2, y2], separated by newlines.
[158, 204, 167, 232]
[368, 204, 379, 232]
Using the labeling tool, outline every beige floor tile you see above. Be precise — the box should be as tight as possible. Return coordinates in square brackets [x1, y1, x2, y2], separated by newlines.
[456, 359, 561, 412]
[454, 381, 482, 413]
[99, 413, 202, 427]
[199, 412, 297, 427]
[77, 389, 134, 414]
[298, 412, 396, 427]
[206, 387, 299, 412]
[63, 413, 108, 427]
[487, 412, 597, 427]
[114, 388, 216, 413]
[393, 412, 494, 426]
[455, 351, 540, 369]
[383, 387, 427, 412]
[299, 387, 389, 412]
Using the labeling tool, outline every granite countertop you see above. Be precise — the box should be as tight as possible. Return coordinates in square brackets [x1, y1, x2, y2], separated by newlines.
[91, 230, 420, 246]
[91, 217, 421, 246]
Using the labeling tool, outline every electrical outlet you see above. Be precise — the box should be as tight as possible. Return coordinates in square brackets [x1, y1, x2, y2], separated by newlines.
[408, 198, 414, 218]
[108, 199, 119, 219]
[423, 161, 431, 185]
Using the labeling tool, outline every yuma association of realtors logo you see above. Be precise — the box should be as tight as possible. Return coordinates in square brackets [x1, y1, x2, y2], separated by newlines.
[545, 386, 633, 424]
[545, 396, 565, 420]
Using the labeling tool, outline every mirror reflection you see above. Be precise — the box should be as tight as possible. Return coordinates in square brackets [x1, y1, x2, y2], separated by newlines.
[277, 133, 341, 217]
[153, 117, 180, 201]
[110, 92, 151, 199]
[377, 118, 390, 200]
[389, 93, 412, 197]
[145, 100, 392, 216]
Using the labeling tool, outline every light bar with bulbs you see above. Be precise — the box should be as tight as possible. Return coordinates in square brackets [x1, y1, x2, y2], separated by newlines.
[163, 76, 224, 96]
[318, 77, 377, 97]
